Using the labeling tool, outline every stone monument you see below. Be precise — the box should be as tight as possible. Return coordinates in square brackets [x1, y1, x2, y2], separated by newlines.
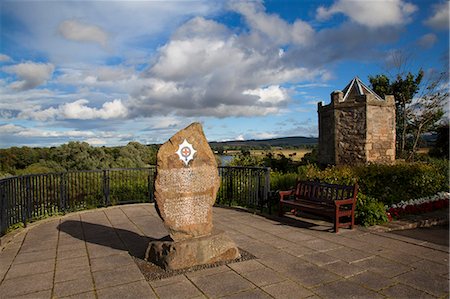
[145, 122, 240, 270]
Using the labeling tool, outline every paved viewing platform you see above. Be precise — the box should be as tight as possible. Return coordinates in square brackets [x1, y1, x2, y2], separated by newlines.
[0, 204, 448, 298]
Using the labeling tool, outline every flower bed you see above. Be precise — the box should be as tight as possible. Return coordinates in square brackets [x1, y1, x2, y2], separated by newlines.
[386, 192, 450, 220]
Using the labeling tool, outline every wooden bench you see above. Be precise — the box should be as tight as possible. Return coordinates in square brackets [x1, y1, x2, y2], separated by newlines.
[278, 180, 358, 233]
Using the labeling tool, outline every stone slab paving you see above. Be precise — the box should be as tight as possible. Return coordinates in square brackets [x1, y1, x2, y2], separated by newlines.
[0, 204, 448, 299]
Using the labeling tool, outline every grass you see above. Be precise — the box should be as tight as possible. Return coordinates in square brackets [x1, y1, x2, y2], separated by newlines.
[250, 149, 311, 161]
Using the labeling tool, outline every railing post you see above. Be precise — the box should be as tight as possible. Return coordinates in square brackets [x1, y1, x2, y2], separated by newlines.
[227, 168, 233, 207]
[24, 176, 33, 227]
[59, 173, 67, 212]
[103, 170, 110, 206]
[148, 168, 155, 203]
[0, 182, 6, 236]
[263, 167, 271, 213]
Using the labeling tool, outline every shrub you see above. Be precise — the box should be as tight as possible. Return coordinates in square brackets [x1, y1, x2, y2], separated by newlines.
[298, 164, 357, 185]
[270, 172, 298, 191]
[355, 194, 388, 227]
[354, 161, 448, 206]
[229, 154, 262, 167]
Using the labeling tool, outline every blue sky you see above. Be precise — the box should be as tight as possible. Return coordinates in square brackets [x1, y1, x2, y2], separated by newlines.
[0, 0, 448, 147]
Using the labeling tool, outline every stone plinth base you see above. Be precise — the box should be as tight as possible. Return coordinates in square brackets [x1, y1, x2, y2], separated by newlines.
[145, 230, 240, 270]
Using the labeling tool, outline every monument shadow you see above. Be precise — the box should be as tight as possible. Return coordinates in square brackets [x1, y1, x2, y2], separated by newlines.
[58, 220, 172, 259]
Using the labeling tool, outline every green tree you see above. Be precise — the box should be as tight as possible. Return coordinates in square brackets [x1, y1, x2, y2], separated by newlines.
[407, 71, 447, 160]
[429, 124, 449, 159]
[17, 160, 65, 175]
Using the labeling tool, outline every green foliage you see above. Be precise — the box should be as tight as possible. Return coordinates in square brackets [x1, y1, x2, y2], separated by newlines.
[0, 171, 13, 179]
[297, 164, 357, 185]
[301, 147, 318, 164]
[355, 194, 388, 227]
[16, 160, 65, 175]
[262, 153, 299, 173]
[270, 172, 298, 191]
[0, 141, 158, 175]
[229, 153, 262, 167]
[429, 124, 449, 159]
[355, 161, 448, 206]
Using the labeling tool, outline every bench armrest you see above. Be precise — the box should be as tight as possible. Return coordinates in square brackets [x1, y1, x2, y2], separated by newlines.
[279, 190, 294, 201]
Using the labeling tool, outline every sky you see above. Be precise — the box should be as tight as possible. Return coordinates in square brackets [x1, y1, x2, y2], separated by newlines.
[0, 0, 448, 148]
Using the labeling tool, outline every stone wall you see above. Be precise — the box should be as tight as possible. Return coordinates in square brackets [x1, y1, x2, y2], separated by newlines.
[365, 95, 396, 163]
[334, 102, 367, 165]
[317, 103, 335, 165]
[318, 93, 395, 165]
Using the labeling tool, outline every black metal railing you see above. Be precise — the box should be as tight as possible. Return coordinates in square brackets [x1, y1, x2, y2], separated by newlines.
[0, 166, 270, 235]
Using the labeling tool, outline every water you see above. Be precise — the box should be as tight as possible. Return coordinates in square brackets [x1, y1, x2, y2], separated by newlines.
[217, 155, 234, 166]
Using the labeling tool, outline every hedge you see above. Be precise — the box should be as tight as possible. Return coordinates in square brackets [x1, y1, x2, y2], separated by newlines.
[271, 159, 449, 226]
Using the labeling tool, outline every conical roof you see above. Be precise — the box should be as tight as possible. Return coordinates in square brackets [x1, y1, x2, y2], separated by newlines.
[341, 77, 384, 102]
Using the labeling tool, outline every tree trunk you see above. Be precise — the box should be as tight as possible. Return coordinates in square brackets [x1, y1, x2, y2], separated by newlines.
[400, 98, 407, 157]
[409, 123, 423, 162]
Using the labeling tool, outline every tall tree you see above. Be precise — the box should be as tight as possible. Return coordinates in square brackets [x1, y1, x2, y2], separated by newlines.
[407, 71, 447, 160]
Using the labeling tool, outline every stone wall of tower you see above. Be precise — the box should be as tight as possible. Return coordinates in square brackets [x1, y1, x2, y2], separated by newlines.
[317, 102, 336, 165]
[334, 98, 367, 165]
[365, 95, 396, 163]
[318, 93, 395, 165]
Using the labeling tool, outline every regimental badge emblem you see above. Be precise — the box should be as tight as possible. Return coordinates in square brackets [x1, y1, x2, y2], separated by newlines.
[176, 139, 197, 166]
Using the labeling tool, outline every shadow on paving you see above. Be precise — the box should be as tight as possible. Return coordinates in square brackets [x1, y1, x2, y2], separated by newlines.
[58, 220, 172, 259]
[217, 205, 327, 231]
[389, 226, 449, 247]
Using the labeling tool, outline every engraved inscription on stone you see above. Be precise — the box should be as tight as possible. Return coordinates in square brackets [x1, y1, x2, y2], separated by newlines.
[157, 166, 218, 193]
[163, 195, 210, 227]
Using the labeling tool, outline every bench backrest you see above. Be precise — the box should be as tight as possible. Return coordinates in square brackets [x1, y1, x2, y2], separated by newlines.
[295, 180, 357, 204]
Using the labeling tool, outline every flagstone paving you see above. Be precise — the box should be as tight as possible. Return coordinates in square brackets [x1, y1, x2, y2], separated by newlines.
[0, 204, 448, 298]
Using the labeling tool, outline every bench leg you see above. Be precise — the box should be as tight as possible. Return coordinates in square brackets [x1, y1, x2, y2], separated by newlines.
[334, 209, 339, 233]
[351, 210, 355, 229]
[278, 202, 284, 217]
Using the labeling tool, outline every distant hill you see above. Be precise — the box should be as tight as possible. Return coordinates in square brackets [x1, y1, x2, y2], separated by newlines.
[209, 136, 317, 148]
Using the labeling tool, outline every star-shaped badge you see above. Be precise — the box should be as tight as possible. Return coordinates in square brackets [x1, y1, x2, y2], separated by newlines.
[176, 139, 197, 166]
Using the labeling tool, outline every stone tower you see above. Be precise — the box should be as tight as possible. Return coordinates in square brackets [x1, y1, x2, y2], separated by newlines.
[318, 77, 395, 165]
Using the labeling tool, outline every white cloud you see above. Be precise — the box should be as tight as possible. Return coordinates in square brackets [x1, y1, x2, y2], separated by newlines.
[317, 0, 417, 28]
[63, 99, 127, 120]
[0, 124, 95, 138]
[0, 0, 413, 140]
[18, 99, 128, 121]
[58, 20, 108, 48]
[0, 123, 134, 147]
[253, 132, 277, 139]
[84, 138, 107, 145]
[243, 85, 288, 104]
[0, 54, 11, 62]
[130, 12, 326, 118]
[229, 1, 313, 46]
[2, 1, 220, 64]
[235, 134, 245, 141]
[417, 33, 438, 48]
[147, 116, 181, 130]
[424, 2, 449, 30]
[3, 62, 54, 90]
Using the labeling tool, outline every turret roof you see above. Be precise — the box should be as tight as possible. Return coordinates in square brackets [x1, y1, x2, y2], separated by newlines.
[341, 77, 384, 102]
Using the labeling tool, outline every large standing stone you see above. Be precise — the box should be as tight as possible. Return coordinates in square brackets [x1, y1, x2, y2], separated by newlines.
[147, 122, 240, 270]
[154, 122, 220, 241]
